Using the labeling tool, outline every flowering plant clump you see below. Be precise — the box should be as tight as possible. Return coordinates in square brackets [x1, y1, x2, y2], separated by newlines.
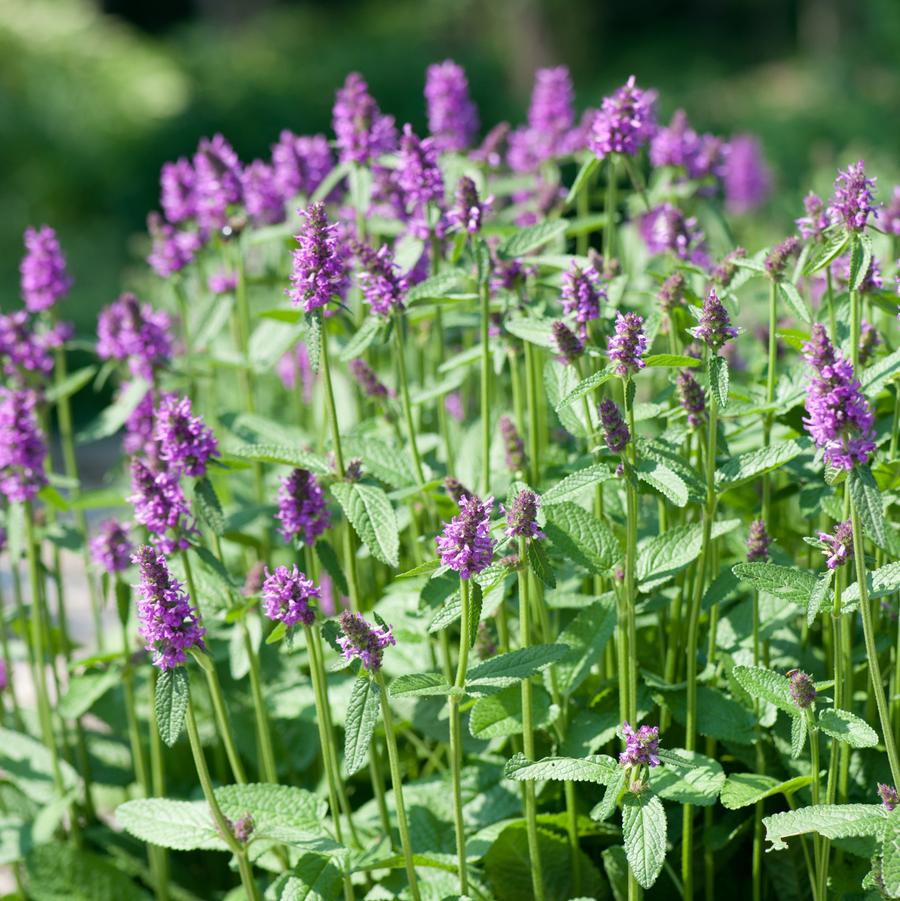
[3, 56, 900, 901]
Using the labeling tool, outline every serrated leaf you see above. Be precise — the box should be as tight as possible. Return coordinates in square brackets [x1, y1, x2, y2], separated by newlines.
[883, 817, 900, 897]
[226, 443, 331, 474]
[731, 562, 818, 607]
[555, 598, 617, 696]
[720, 773, 813, 810]
[526, 539, 556, 588]
[497, 219, 568, 259]
[194, 478, 225, 537]
[466, 643, 570, 694]
[622, 792, 667, 889]
[861, 346, 900, 396]
[216, 783, 328, 843]
[849, 465, 887, 550]
[790, 710, 806, 757]
[271, 853, 343, 901]
[116, 798, 225, 850]
[338, 316, 383, 362]
[555, 366, 616, 411]
[649, 750, 724, 806]
[406, 270, 462, 303]
[707, 354, 729, 408]
[591, 768, 627, 823]
[58, 669, 120, 720]
[763, 804, 887, 851]
[842, 561, 900, 605]
[504, 752, 618, 784]
[634, 458, 688, 507]
[305, 313, 321, 374]
[778, 281, 813, 324]
[25, 842, 148, 901]
[643, 354, 702, 369]
[155, 667, 189, 747]
[808, 570, 833, 626]
[543, 501, 619, 575]
[0, 728, 79, 804]
[330, 481, 399, 568]
[716, 438, 810, 490]
[541, 464, 612, 505]
[804, 230, 848, 275]
[817, 708, 879, 748]
[341, 435, 415, 489]
[660, 685, 757, 745]
[389, 673, 454, 698]
[503, 317, 557, 349]
[732, 665, 797, 716]
[637, 519, 740, 589]
[470, 684, 552, 738]
[344, 675, 380, 776]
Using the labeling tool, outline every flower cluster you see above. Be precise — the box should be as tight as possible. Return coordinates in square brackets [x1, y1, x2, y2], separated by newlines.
[287, 202, 350, 312]
[271, 131, 334, 200]
[552, 320, 584, 366]
[590, 76, 657, 159]
[746, 520, 772, 562]
[721, 135, 770, 215]
[817, 520, 854, 570]
[599, 398, 630, 454]
[619, 722, 660, 768]
[764, 237, 800, 281]
[828, 160, 877, 232]
[435, 493, 495, 579]
[504, 489, 543, 541]
[639, 203, 708, 264]
[90, 520, 133, 574]
[261, 565, 319, 628]
[676, 369, 706, 429]
[796, 192, 829, 242]
[337, 610, 395, 672]
[693, 288, 738, 352]
[560, 263, 604, 339]
[350, 357, 391, 399]
[448, 177, 491, 234]
[0, 388, 48, 502]
[500, 416, 527, 473]
[332, 72, 397, 165]
[154, 395, 219, 478]
[276, 468, 331, 545]
[878, 784, 899, 812]
[787, 669, 816, 709]
[607, 312, 648, 378]
[356, 243, 408, 317]
[658, 272, 685, 314]
[20, 225, 72, 312]
[425, 60, 479, 152]
[128, 459, 195, 554]
[97, 293, 174, 381]
[0, 311, 67, 382]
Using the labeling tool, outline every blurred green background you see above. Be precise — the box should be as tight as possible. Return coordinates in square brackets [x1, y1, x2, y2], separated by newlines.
[2, 0, 899, 332]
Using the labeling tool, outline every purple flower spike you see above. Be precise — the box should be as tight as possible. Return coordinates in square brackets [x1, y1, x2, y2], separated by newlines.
[128, 459, 195, 554]
[435, 493, 495, 580]
[828, 160, 877, 232]
[561, 263, 605, 339]
[287, 202, 350, 313]
[658, 272, 685, 314]
[356, 243, 407, 317]
[878, 784, 899, 812]
[146, 214, 204, 278]
[504, 489, 543, 541]
[676, 369, 706, 429]
[552, 320, 584, 366]
[397, 124, 445, 236]
[133, 545, 205, 670]
[500, 416, 527, 474]
[710, 247, 746, 288]
[693, 288, 738, 352]
[787, 669, 816, 709]
[746, 520, 771, 562]
[154, 395, 218, 478]
[193, 133, 243, 231]
[599, 398, 630, 454]
[160, 158, 197, 225]
[619, 722, 660, 768]
[96, 293, 174, 381]
[722, 135, 770, 215]
[349, 358, 390, 399]
[0, 311, 61, 382]
[448, 176, 491, 234]
[639, 203, 708, 265]
[590, 75, 657, 160]
[337, 610, 395, 672]
[261, 565, 319, 628]
[425, 60, 479, 152]
[332, 72, 397, 165]
[607, 311, 648, 378]
[817, 520, 854, 570]
[271, 131, 334, 200]
[796, 192, 829, 242]
[241, 160, 285, 226]
[20, 226, 72, 312]
[90, 520, 133, 574]
[0, 388, 48, 502]
[764, 237, 800, 282]
[276, 468, 331, 546]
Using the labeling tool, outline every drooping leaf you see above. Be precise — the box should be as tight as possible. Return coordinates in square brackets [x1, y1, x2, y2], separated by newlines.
[389, 673, 455, 698]
[817, 708, 879, 748]
[649, 750, 724, 806]
[270, 853, 344, 901]
[194, 478, 226, 537]
[527, 539, 556, 588]
[338, 316, 383, 362]
[716, 438, 810, 490]
[216, 783, 328, 844]
[732, 665, 797, 717]
[622, 792, 667, 889]
[466, 644, 570, 695]
[720, 773, 813, 810]
[226, 443, 331, 474]
[842, 561, 900, 605]
[634, 458, 688, 507]
[637, 519, 740, 590]
[763, 804, 887, 851]
[731, 562, 818, 608]
[778, 281, 813, 324]
[849, 465, 888, 551]
[543, 501, 619, 575]
[344, 675, 380, 776]
[707, 354, 729, 408]
[116, 798, 225, 851]
[503, 752, 618, 784]
[76, 377, 149, 444]
[541, 464, 612, 505]
[503, 317, 558, 349]
[154, 667, 189, 748]
[330, 481, 400, 568]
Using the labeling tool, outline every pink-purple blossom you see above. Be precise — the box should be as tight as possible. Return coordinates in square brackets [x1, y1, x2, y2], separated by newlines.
[276, 468, 331, 546]
[271, 131, 334, 200]
[96, 293, 174, 381]
[337, 610, 395, 672]
[561, 263, 605, 339]
[619, 721, 660, 767]
[20, 225, 72, 312]
[639, 203, 708, 265]
[607, 311, 648, 378]
[261, 565, 318, 628]
[817, 520, 854, 570]
[287, 202, 350, 313]
[590, 76, 657, 159]
[425, 60, 479, 152]
[0, 388, 48, 503]
[504, 489, 543, 540]
[828, 160, 877, 232]
[676, 369, 706, 429]
[90, 520, 134, 574]
[599, 398, 630, 454]
[435, 493, 495, 580]
[746, 520, 771, 562]
[693, 288, 738, 352]
[193, 133, 243, 231]
[160, 158, 197, 225]
[332, 72, 397, 165]
[129, 458, 195, 554]
[154, 395, 219, 478]
[356, 242, 408, 317]
[722, 135, 770, 215]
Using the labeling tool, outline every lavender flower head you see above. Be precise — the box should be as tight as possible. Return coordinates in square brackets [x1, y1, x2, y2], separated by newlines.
[160, 158, 197, 225]
[607, 312, 648, 378]
[397, 124, 445, 234]
[448, 176, 492, 234]
[356, 243, 407, 317]
[639, 203, 708, 265]
[20, 226, 72, 312]
[435, 493, 495, 580]
[710, 247, 747, 288]
[241, 160, 285, 226]
[599, 398, 630, 454]
[561, 263, 605, 339]
[349, 357, 391, 399]
[676, 369, 706, 429]
[878, 784, 899, 812]
[504, 489, 543, 540]
[90, 520, 133, 574]
[123, 388, 164, 459]
[619, 722, 660, 768]
[787, 669, 816, 709]
[337, 610, 395, 672]
[193, 133, 243, 231]
[590, 76, 657, 159]
[261, 565, 318, 628]
[133, 545, 205, 670]
[276, 468, 331, 545]
[146, 214, 203, 278]
[658, 272, 685, 314]
[154, 395, 219, 478]
[425, 60, 479, 152]
[796, 192, 829, 242]
[722, 135, 770, 215]
[527, 66, 576, 159]
[128, 458, 195, 554]
[271, 131, 334, 200]
[764, 236, 800, 282]
[693, 288, 738, 352]
[746, 520, 772, 562]
[96, 293, 174, 381]
[500, 416, 527, 473]
[817, 520, 854, 570]
[828, 160, 877, 232]
[333, 73, 397, 164]
[287, 202, 350, 313]
[0, 310, 62, 381]
[0, 388, 48, 502]
[552, 320, 584, 366]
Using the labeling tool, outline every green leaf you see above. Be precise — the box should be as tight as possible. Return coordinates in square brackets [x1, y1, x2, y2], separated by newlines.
[804, 230, 848, 275]
[543, 501, 619, 575]
[591, 768, 627, 823]
[330, 481, 399, 568]
[720, 773, 813, 810]
[344, 675, 380, 776]
[849, 465, 887, 550]
[541, 464, 612, 505]
[637, 519, 740, 589]
[58, 669, 120, 720]
[469, 684, 552, 738]
[842, 561, 900, 605]
[716, 438, 810, 490]
[497, 219, 568, 259]
[406, 270, 462, 304]
[0, 728, 79, 804]
[194, 478, 225, 537]
[554, 598, 617, 696]
[861, 346, 900, 396]
[763, 804, 887, 851]
[76, 378, 149, 444]
[216, 783, 327, 844]
[732, 665, 797, 716]
[601, 845, 629, 900]
[315, 540, 349, 598]
[154, 667, 189, 748]
[503, 316, 558, 349]
[731, 562, 818, 607]
[848, 233, 872, 291]
[633, 458, 688, 507]
[565, 155, 600, 206]
[707, 355, 729, 408]
[649, 750, 724, 806]
[310, 160, 352, 203]
[45, 365, 97, 405]
[555, 366, 616, 410]
[791, 711, 807, 758]
[271, 853, 343, 901]
[503, 752, 618, 784]
[527, 539, 556, 588]
[659, 685, 757, 745]
[622, 792, 667, 889]
[466, 643, 570, 694]
[643, 354, 702, 369]
[341, 435, 415, 489]
[817, 708, 879, 748]
[226, 443, 331, 474]
[883, 817, 900, 898]
[25, 842, 148, 901]
[389, 673, 454, 698]
[116, 798, 225, 850]
[808, 570, 833, 626]
[338, 316, 383, 362]
[778, 281, 813, 324]
[305, 312, 321, 374]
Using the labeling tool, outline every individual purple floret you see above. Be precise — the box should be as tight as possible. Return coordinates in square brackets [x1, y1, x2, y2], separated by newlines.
[764, 236, 800, 281]
[817, 520, 854, 570]
[133, 545, 206, 670]
[356, 243, 408, 317]
[878, 784, 899, 812]
[154, 395, 218, 478]
[287, 202, 350, 313]
[337, 610, 396, 672]
[796, 192, 829, 242]
[599, 398, 630, 454]
[20, 225, 73, 312]
[146, 214, 204, 278]
[425, 60, 479, 152]
[261, 565, 319, 628]
[332, 72, 397, 165]
[802, 324, 875, 470]
[96, 292, 174, 381]
[639, 203, 708, 265]
[676, 369, 706, 429]
[276, 468, 331, 546]
[787, 669, 816, 709]
[349, 357, 391, 399]
[658, 272, 685, 314]
[693, 288, 738, 352]
[123, 388, 166, 459]
[435, 493, 495, 580]
[129, 458, 195, 554]
[0, 388, 48, 503]
[500, 416, 527, 473]
[746, 520, 772, 562]
[552, 320, 584, 366]
[607, 311, 648, 378]
[710, 247, 746, 288]
[828, 160, 877, 232]
[590, 75, 657, 159]
[504, 489, 543, 540]
[160, 158, 197, 225]
[619, 722, 660, 768]
[448, 176, 491, 234]
[650, 110, 699, 171]
[241, 160, 285, 226]
[561, 263, 605, 339]
[722, 135, 770, 215]
[90, 520, 133, 574]
[271, 131, 334, 200]
[193, 133, 243, 231]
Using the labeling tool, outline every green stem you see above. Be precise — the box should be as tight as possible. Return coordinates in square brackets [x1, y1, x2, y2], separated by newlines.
[173, 279, 195, 401]
[242, 617, 278, 784]
[604, 156, 617, 262]
[480, 280, 492, 495]
[523, 341, 540, 487]
[394, 313, 427, 487]
[826, 267, 836, 345]
[762, 281, 777, 522]
[850, 289, 860, 372]
[449, 578, 472, 895]
[624, 380, 639, 724]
